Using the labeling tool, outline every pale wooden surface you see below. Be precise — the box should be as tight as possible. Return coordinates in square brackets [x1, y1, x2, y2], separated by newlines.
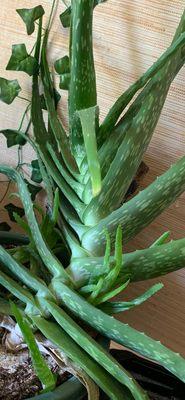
[0, 1, 185, 355]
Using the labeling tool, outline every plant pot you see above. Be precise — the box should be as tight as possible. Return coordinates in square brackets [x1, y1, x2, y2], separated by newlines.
[104, 350, 185, 400]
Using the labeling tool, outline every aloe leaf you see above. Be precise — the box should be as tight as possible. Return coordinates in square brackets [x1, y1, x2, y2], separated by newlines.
[0, 269, 36, 309]
[94, 280, 130, 306]
[99, 32, 185, 144]
[41, 31, 78, 176]
[32, 315, 133, 400]
[5, 203, 25, 222]
[0, 129, 26, 147]
[82, 156, 185, 254]
[47, 143, 84, 198]
[0, 77, 21, 104]
[68, 236, 185, 289]
[17, 6, 45, 35]
[150, 231, 170, 247]
[6, 44, 38, 76]
[77, 107, 101, 197]
[52, 280, 185, 383]
[69, 0, 97, 160]
[44, 300, 148, 400]
[0, 245, 49, 296]
[99, 283, 163, 314]
[11, 302, 56, 392]
[0, 165, 70, 282]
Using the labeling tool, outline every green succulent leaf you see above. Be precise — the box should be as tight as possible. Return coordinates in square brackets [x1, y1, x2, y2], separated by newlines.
[11, 302, 57, 392]
[31, 160, 42, 184]
[16, 6, 45, 35]
[77, 106, 101, 197]
[4, 203, 25, 222]
[6, 44, 38, 76]
[0, 78, 21, 104]
[0, 222, 11, 232]
[0, 129, 27, 147]
[99, 283, 163, 314]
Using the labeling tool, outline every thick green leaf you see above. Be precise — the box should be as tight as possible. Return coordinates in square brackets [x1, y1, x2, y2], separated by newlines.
[32, 316, 132, 400]
[99, 283, 163, 314]
[0, 222, 11, 231]
[44, 300, 148, 400]
[31, 160, 42, 184]
[52, 280, 185, 384]
[0, 129, 26, 147]
[17, 6, 45, 35]
[82, 156, 185, 254]
[6, 44, 38, 76]
[77, 106, 101, 197]
[0, 78, 21, 104]
[5, 203, 25, 222]
[11, 302, 56, 392]
[0, 165, 70, 281]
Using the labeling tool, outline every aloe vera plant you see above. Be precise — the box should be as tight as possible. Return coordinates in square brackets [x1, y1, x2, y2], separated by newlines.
[0, 1, 185, 398]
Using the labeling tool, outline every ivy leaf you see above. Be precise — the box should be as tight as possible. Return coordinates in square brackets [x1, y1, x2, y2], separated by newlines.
[0, 78, 21, 104]
[25, 180, 42, 201]
[60, 7, 71, 28]
[17, 6, 45, 35]
[0, 222, 11, 232]
[31, 160, 42, 184]
[6, 44, 38, 76]
[0, 129, 26, 148]
[54, 56, 70, 75]
[4, 203, 25, 222]
[59, 73, 70, 90]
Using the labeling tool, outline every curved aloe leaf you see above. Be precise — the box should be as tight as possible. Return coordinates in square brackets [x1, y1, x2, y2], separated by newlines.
[0, 165, 70, 282]
[11, 302, 56, 392]
[99, 283, 163, 314]
[52, 280, 185, 383]
[44, 300, 148, 400]
[82, 156, 185, 254]
[32, 316, 132, 400]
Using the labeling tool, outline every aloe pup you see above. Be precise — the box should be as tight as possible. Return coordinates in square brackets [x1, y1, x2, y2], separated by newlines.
[0, 1, 185, 398]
